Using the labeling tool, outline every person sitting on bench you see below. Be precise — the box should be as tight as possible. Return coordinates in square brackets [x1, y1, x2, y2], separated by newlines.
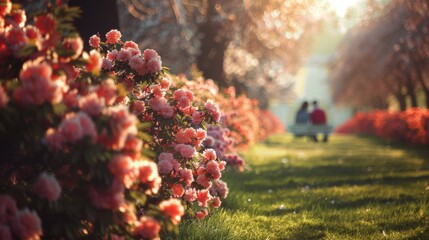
[294, 101, 309, 137]
[310, 100, 328, 142]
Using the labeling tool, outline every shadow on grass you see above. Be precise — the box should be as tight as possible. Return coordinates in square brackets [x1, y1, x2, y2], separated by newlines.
[285, 222, 326, 240]
[226, 163, 429, 193]
[264, 195, 419, 217]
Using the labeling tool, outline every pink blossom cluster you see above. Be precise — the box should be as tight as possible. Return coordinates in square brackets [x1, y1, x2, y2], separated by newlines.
[204, 125, 234, 158]
[0, 195, 43, 240]
[89, 29, 232, 220]
[0, 3, 185, 238]
[93, 32, 162, 76]
[223, 154, 246, 172]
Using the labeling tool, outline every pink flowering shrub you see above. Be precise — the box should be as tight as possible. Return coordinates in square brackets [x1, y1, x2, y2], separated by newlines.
[172, 75, 285, 171]
[336, 108, 429, 145]
[0, 1, 285, 238]
[0, 2, 180, 239]
[91, 32, 230, 221]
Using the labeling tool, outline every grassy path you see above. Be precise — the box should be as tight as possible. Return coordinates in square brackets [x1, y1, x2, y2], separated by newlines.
[168, 135, 429, 240]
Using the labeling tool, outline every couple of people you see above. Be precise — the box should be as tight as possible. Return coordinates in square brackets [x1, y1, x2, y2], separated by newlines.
[295, 100, 328, 142]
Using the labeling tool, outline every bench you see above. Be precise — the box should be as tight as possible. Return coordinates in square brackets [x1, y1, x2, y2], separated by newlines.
[288, 124, 333, 136]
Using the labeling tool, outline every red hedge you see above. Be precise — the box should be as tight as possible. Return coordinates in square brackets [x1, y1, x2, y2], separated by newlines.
[335, 108, 429, 145]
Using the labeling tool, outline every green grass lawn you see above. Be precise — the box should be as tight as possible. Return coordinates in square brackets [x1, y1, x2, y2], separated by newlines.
[164, 134, 429, 240]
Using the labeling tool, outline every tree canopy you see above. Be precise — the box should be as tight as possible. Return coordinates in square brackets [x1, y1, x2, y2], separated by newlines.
[118, 0, 327, 107]
[329, 0, 429, 110]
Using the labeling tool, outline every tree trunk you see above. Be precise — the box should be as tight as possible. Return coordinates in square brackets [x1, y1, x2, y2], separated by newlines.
[68, 0, 120, 50]
[195, 0, 229, 88]
[396, 93, 407, 111]
[415, 64, 429, 108]
[408, 91, 418, 108]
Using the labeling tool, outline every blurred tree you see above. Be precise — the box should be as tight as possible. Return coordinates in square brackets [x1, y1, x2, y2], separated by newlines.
[117, 0, 325, 108]
[329, 0, 429, 110]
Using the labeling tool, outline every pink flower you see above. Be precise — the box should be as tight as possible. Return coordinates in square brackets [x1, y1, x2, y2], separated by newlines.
[62, 89, 78, 109]
[0, 195, 18, 224]
[123, 40, 139, 50]
[175, 144, 195, 158]
[32, 172, 61, 201]
[196, 128, 207, 141]
[102, 58, 113, 70]
[58, 112, 97, 143]
[183, 188, 197, 202]
[173, 89, 194, 102]
[24, 26, 40, 41]
[171, 184, 185, 197]
[175, 128, 193, 144]
[206, 160, 221, 180]
[0, 225, 12, 240]
[192, 111, 205, 125]
[116, 49, 132, 61]
[203, 135, 215, 148]
[11, 209, 43, 240]
[197, 190, 212, 207]
[143, 49, 162, 74]
[108, 154, 134, 181]
[212, 197, 221, 208]
[124, 135, 143, 156]
[123, 41, 141, 56]
[159, 198, 184, 225]
[11, 9, 26, 28]
[62, 37, 83, 60]
[151, 85, 165, 98]
[78, 93, 104, 116]
[98, 106, 137, 150]
[0, 86, 9, 108]
[219, 161, 226, 171]
[95, 78, 117, 105]
[179, 168, 194, 186]
[128, 55, 144, 73]
[105, 29, 121, 44]
[89, 35, 100, 48]
[15, 61, 65, 105]
[5, 26, 27, 54]
[137, 161, 158, 183]
[196, 174, 211, 189]
[0, 0, 12, 17]
[157, 160, 173, 175]
[131, 100, 145, 114]
[106, 50, 118, 60]
[210, 180, 229, 199]
[145, 58, 162, 74]
[34, 14, 56, 35]
[203, 149, 217, 162]
[133, 217, 161, 239]
[148, 97, 174, 118]
[160, 77, 171, 90]
[195, 209, 208, 220]
[205, 101, 221, 122]
[84, 50, 102, 75]
[143, 49, 159, 61]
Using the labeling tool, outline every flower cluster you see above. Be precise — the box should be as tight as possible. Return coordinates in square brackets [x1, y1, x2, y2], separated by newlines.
[336, 108, 429, 145]
[0, 2, 180, 239]
[0, 195, 42, 240]
[0, 1, 286, 239]
[90, 32, 229, 221]
[173, 75, 285, 171]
